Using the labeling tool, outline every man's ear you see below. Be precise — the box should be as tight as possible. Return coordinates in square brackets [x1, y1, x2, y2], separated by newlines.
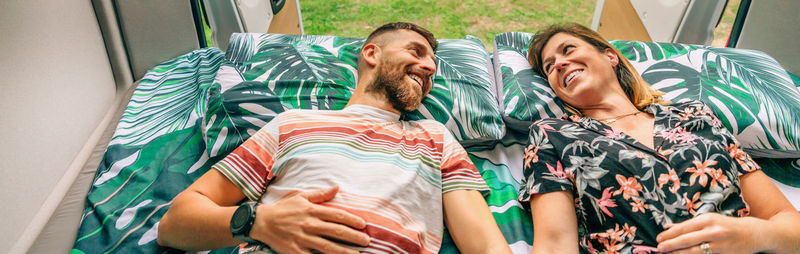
[604, 48, 619, 68]
[361, 43, 380, 68]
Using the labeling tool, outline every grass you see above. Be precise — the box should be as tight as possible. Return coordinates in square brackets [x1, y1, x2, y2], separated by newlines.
[299, 0, 595, 50]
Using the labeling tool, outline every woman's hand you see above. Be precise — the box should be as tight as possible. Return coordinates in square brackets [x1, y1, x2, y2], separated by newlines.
[655, 213, 762, 253]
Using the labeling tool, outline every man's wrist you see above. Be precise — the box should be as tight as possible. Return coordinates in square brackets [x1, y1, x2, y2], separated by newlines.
[230, 202, 261, 244]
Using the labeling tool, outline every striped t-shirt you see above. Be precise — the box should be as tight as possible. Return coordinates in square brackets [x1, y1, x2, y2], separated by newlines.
[213, 104, 488, 253]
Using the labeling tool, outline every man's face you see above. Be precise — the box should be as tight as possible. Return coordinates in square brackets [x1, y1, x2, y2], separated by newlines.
[368, 30, 437, 113]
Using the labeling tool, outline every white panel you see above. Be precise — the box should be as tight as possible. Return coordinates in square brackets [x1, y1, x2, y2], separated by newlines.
[0, 0, 116, 251]
[737, 1, 800, 75]
[629, 0, 690, 42]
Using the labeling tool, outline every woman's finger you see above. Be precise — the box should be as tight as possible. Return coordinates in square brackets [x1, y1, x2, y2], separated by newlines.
[657, 227, 716, 253]
[657, 213, 717, 243]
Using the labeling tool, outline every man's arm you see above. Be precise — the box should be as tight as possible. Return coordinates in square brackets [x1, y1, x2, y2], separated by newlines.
[157, 169, 371, 253]
[530, 190, 579, 254]
[442, 189, 512, 254]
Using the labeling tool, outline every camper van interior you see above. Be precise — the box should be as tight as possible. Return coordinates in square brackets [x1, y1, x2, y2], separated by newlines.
[2, 0, 799, 253]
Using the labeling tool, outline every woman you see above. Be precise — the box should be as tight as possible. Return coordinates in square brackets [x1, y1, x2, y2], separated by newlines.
[518, 23, 800, 253]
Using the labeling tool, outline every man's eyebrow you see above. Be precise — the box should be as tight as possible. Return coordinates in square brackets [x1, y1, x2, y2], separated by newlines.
[408, 41, 437, 67]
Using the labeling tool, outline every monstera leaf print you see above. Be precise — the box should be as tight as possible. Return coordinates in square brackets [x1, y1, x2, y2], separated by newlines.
[109, 48, 225, 147]
[611, 41, 693, 62]
[74, 49, 236, 253]
[237, 34, 361, 110]
[496, 32, 800, 158]
[217, 33, 504, 145]
[622, 42, 800, 157]
[405, 36, 504, 143]
[493, 32, 564, 132]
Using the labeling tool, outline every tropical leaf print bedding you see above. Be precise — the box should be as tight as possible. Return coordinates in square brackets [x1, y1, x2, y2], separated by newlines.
[493, 32, 800, 161]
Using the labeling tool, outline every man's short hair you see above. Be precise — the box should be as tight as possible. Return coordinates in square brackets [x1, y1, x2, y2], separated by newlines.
[364, 22, 438, 52]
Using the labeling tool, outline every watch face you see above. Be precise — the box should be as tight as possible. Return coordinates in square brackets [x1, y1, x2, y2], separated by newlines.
[231, 204, 252, 231]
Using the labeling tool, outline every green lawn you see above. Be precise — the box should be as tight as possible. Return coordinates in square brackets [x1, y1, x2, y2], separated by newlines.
[299, 0, 595, 50]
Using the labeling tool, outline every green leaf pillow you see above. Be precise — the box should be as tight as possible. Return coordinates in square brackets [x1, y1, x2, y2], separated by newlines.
[204, 33, 504, 158]
[493, 32, 800, 159]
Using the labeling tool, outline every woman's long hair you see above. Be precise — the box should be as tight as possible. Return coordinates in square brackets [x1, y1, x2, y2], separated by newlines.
[526, 23, 669, 116]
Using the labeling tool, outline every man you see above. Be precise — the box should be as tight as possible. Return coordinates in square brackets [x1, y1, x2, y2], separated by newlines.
[157, 22, 511, 254]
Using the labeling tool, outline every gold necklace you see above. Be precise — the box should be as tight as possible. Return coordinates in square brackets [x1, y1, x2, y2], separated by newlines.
[596, 111, 641, 124]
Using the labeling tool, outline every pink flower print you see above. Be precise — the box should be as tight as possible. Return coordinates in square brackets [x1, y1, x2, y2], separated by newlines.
[686, 159, 717, 187]
[657, 169, 680, 193]
[708, 168, 731, 189]
[524, 145, 540, 167]
[604, 128, 624, 139]
[630, 199, 648, 213]
[621, 223, 637, 239]
[614, 175, 643, 200]
[546, 161, 569, 179]
[657, 126, 697, 144]
[598, 187, 618, 218]
[726, 143, 756, 172]
[539, 123, 556, 132]
[684, 192, 704, 215]
[679, 107, 696, 120]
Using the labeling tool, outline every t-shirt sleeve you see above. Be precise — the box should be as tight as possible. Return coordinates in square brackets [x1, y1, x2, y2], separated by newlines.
[699, 102, 761, 176]
[440, 129, 489, 195]
[212, 116, 281, 201]
[518, 121, 574, 205]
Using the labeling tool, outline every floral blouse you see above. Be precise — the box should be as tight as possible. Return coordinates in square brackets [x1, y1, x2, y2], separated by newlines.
[518, 100, 760, 253]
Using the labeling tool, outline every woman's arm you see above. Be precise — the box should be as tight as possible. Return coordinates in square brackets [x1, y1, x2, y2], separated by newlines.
[530, 190, 579, 254]
[656, 171, 800, 253]
[443, 190, 512, 254]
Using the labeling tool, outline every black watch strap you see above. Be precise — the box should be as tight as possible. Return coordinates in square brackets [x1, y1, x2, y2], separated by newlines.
[230, 201, 261, 244]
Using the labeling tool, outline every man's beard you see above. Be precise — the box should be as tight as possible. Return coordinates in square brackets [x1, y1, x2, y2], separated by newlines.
[367, 61, 427, 114]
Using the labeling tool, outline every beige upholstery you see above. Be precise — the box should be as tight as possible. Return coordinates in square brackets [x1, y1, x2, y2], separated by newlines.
[0, 0, 119, 252]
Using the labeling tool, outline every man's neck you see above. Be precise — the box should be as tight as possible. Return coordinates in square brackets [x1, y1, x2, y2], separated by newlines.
[345, 80, 400, 114]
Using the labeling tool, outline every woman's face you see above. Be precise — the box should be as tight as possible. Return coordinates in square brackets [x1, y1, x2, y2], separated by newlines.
[539, 33, 620, 109]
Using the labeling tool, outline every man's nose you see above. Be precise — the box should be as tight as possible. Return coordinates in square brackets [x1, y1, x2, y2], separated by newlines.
[420, 58, 436, 76]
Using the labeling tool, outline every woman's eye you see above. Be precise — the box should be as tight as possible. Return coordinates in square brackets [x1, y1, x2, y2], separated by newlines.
[544, 63, 553, 74]
[564, 45, 575, 53]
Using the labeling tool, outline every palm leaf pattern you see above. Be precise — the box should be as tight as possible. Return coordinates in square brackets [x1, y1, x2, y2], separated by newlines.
[109, 48, 225, 147]
[73, 48, 236, 253]
[207, 33, 503, 150]
[495, 32, 800, 159]
[493, 32, 564, 132]
[405, 36, 504, 143]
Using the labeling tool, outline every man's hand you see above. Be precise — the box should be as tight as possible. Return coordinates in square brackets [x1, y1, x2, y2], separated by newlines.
[250, 186, 371, 254]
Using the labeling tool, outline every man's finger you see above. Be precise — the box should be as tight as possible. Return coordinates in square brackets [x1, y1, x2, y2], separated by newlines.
[304, 220, 371, 247]
[311, 205, 367, 229]
[301, 185, 340, 203]
[299, 235, 361, 254]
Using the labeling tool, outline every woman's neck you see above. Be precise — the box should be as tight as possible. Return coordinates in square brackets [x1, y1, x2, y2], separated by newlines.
[578, 94, 640, 120]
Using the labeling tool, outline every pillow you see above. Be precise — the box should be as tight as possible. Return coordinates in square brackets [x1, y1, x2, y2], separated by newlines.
[205, 33, 504, 157]
[493, 32, 800, 159]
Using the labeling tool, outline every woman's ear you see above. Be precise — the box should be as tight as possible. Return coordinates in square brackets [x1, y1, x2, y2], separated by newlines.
[361, 44, 380, 68]
[604, 48, 619, 68]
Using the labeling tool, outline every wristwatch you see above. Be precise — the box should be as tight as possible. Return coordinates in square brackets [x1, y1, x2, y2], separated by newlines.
[230, 201, 261, 244]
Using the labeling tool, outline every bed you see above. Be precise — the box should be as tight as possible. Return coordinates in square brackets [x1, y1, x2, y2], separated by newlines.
[71, 32, 800, 253]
